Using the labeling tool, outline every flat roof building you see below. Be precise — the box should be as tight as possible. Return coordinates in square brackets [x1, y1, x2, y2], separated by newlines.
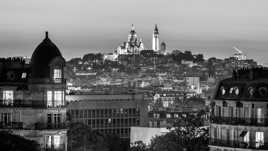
[67, 93, 148, 142]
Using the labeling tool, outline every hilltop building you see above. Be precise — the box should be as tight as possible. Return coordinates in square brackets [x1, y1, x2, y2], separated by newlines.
[116, 24, 144, 55]
[0, 32, 67, 151]
[152, 24, 159, 52]
[210, 68, 268, 151]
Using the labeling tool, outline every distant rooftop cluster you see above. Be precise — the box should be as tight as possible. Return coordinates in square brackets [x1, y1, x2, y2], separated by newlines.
[0, 57, 27, 64]
[232, 67, 268, 80]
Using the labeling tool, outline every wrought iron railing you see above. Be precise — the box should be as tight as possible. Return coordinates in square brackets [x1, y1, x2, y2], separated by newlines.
[210, 116, 268, 126]
[0, 122, 23, 129]
[34, 122, 67, 130]
[209, 138, 268, 150]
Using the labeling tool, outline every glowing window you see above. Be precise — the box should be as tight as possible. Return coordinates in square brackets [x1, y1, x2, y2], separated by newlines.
[47, 91, 53, 107]
[53, 135, 61, 148]
[53, 69, 62, 83]
[163, 101, 169, 108]
[243, 131, 249, 143]
[46, 135, 52, 148]
[46, 135, 61, 149]
[257, 108, 264, 123]
[256, 132, 264, 148]
[166, 113, 171, 118]
[54, 91, 63, 107]
[3, 90, 13, 105]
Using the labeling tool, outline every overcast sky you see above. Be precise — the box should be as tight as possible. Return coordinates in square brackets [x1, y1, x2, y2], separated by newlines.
[0, 0, 268, 64]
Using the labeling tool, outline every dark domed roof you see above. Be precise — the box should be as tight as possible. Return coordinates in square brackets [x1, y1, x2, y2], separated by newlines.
[214, 68, 268, 101]
[31, 32, 63, 79]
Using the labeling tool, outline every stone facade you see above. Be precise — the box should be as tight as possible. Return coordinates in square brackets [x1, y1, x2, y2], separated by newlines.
[0, 32, 67, 151]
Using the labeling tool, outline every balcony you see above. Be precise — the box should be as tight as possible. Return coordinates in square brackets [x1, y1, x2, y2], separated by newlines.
[209, 138, 268, 150]
[0, 100, 66, 108]
[0, 100, 46, 108]
[0, 122, 23, 129]
[34, 123, 67, 130]
[210, 116, 268, 126]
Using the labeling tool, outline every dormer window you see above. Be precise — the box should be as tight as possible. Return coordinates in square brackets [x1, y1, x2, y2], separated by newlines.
[53, 69, 62, 83]
[3, 90, 13, 105]
[21, 72, 27, 79]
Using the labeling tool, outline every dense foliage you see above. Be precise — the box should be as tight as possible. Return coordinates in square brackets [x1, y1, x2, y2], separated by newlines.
[129, 110, 209, 151]
[68, 122, 127, 151]
[0, 131, 39, 151]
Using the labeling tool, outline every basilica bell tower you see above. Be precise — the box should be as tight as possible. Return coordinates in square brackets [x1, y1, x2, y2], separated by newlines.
[152, 24, 159, 51]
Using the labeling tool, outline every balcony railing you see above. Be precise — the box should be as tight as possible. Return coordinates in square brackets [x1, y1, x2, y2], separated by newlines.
[0, 100, 66, 108]
[34, 123, 67, 130]
[0, 100, 45, 108]
[0, 122, 23, 129]
[209, 138, 268, 150]
[210, 116, 268, 126]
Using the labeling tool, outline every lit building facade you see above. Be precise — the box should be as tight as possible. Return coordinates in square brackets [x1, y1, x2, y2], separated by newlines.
[0, 32, 67, 151]
[209, 68, 268, 151]
[67, 93, 148, 141]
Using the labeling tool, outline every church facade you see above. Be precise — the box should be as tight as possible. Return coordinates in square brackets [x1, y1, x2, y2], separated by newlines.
[116, 24, 144, 55]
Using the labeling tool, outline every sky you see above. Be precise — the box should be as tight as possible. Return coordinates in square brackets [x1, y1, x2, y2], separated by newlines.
[0, 0, 268, 64]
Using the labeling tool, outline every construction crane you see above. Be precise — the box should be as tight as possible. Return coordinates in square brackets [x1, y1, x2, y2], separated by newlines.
[233, 46, 243, 54]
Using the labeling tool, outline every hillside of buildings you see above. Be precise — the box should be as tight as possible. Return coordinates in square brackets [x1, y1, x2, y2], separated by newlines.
[65, 50, 259, 96]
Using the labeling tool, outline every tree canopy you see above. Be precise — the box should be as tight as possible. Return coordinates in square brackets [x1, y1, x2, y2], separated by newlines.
[0, 131, 39, 151]
[130, 110, 209, 151]
[68, 122, 126, 151]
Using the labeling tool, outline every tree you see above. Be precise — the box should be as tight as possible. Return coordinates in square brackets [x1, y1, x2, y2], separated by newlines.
[129, 141, 148, 151]
[172, 111, 209, 151]
[68, 122, 109, 151]
[0, 131, 39, 151]
[68, 122, 125, 151]
[105, 134, 125, 151]
[149, 111, 209, 151]
[194, 54, 204, 63]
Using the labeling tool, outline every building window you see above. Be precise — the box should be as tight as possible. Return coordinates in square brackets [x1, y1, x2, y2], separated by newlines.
[166, 113, 171, 118]
[46, 135, 62, 149]
[46, 135, 52, 148]
[228, 106, 233, 117]
[47, 91, 53, 107]
[54, 135, 61, 148]
[54, 114, 61, 128]
[257, 108, 264, 123]
[256, 132, 264, 148]
[54, 91, 63, 107]
[153, 113, 160, 119]
[243, 131, 249, 143]
[21, 72, 27, 79]
[1, 113, 11, 125]
[47, 90, 64, 107]
[3, 90, 13, 105]
[53, 69, 62, 83]
[163, 101, 169, 108]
